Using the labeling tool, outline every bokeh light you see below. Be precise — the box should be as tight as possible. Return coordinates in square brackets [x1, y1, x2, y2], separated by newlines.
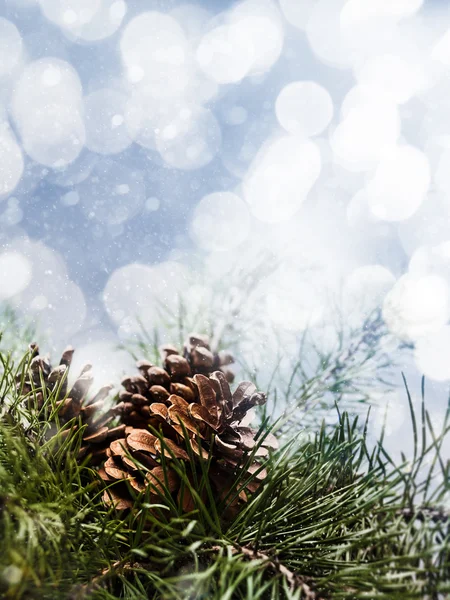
[0, 251, 32, 299]
[190, 191, 251, 251]
[366, 145, 430, 221]
[0, 18, 23, 78]
[0, 125, 24, 196]
[383, 274, 450, 341]
[275, 81, 333, 137]
[11, 58, 85, 167]
[244, 135, 321, 223]
[415, 326, 450, 382]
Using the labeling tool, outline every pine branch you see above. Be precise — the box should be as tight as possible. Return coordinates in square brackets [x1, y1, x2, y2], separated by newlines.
[0, 314, 449, 599]
[211, 543, 325, 599]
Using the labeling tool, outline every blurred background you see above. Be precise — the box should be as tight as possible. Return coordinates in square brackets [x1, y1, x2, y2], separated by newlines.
[1, 0, 450, 460]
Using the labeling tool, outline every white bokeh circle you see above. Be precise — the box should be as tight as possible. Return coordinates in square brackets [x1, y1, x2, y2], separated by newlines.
[366, 145, 430, 222]
[190, 191, 251, 251]
[0, 18, 23, 77]
[275, 81, 333, 137]
[0, 125, 24, 196]
[415, 326, 450, 382]
[103, 261, 190, 334]
[0, 251, 32, 299]
[155, 106, 221, 170]
[383, 273, 450, 341]
[343, 265, 395, 321]
[244, 135, 321, 223]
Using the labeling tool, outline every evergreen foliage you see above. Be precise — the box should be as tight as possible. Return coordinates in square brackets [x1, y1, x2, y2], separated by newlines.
[0, 315, 449, 599]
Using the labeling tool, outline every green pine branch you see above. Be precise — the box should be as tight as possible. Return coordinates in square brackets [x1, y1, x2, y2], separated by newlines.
[0, 305, 449, 599]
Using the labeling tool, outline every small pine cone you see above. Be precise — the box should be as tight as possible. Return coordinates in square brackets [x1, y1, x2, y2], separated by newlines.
[101, 370, 277, 516]
[17, 343, 123, 464]
[181, 333, 235, 382]
[119, 333, 235, 428]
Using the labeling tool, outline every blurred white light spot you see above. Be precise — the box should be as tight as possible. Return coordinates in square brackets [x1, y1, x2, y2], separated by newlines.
[11, 59, 85, 167]
[409, 242, 450, 282]
[12, 59, 83, 115]
[63, 9, 77, 24]
[145, 196, 160, 212]
[341, 0, 424, 23]
[0, 126, 24, 196]
[383, 274, 450, 341]
[230, 0, 284, 74]
[343, 265, 395, 323]
[115, 184, 129, 195]
[366, 145, 430, 221]
[155, 106, 221, 170]
[191, 192, 250, 251]
[434, 147, 450, 198]
[415, 326, 450, 382]
[84, 89, 132, 155]
[265, 270, 325, 332]
[40, 0, 126, 41]
[306, 0, 352, 69]
[111, 114, 124, 128]
[61, 190, 79, 206]
[110, 0, 126, 22]
[127, 65, 145, 83]
[370, 390, 408, 438]
[124, 87, 167, 150]
[70, 339, 132, 390]
[0, 18, 23, 77]
[244, 135, 321, 223]
[103, 261, 189, 334]
[275, 81, 333, 137]
[0, 251, 32, 299]
[121, 12, 190, 99]
[42, 66, 62, 87]
[356, 54, 427, 104]
[197, 24, 254, 84]
[20, 105, 86, 167]
[180, 109, 192, 122]
[30, 294, 48, 310]
[162, 124, 178, 140]
[431, 29, 450, 67]
[279, 0, 316, 30]
[39, 0, 100, 28]
[331, 85, 400, 171]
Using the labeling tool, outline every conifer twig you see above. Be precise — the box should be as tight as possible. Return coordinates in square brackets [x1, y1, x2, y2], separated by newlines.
[211, 543, 325, 598]
[69, 559, 145, 599]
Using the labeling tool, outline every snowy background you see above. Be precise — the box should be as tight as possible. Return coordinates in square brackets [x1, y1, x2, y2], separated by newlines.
[1, 0, 450, 456]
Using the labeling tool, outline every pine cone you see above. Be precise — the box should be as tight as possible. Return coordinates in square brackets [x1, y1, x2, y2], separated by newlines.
[101, 370, 278, 515]
[120, 333, 234, 428]
[18, 343, 124, 464]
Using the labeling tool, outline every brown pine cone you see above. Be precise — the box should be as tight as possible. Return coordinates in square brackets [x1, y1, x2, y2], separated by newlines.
[18, 343, 124, 464]
[119, 332, 234, 428]
[101, 371, 277, 516]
